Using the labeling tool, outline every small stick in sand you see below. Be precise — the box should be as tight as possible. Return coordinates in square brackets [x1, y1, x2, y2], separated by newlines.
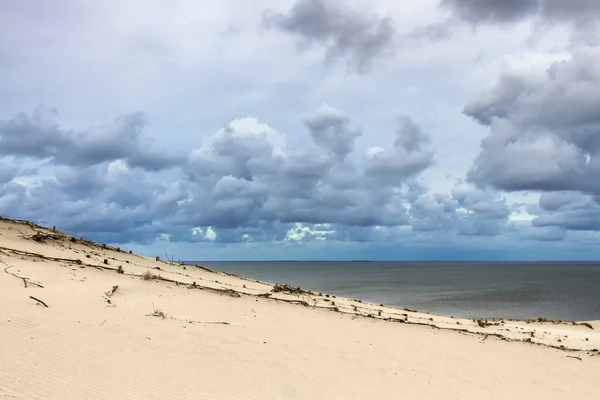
[567, 355, 582, 361]
[105, 285, 118, 297]
[29, 296, 48, 308]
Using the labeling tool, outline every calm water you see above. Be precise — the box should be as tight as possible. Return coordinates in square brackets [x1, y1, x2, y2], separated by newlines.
[195, 262, 600, 321]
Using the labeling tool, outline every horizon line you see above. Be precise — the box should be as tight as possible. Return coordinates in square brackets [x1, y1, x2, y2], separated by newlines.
[185, 260, 600, 263]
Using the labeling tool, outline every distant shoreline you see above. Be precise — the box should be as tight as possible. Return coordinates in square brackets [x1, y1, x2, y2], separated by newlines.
[189, 260, 600, 264]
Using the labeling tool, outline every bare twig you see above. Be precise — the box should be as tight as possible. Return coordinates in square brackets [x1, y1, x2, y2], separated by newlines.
[567, 355, 582, 361]
[99, 319, 107, 326]
[165, 252, 177, 265]
[29, 296, 48, 307]
[4, 266, 44, 288]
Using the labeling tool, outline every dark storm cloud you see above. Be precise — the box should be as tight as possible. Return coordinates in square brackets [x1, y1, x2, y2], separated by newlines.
[0, 162, 187, 244]
[465, 44, 600, 194]
[0, 104, 517, 244]
[441, 0, 600, 25]
[441, 0, 539, 24]
[409, 181, 510, 236]
[181, 109, 434, 230]
[0, 106, 182, 171]
[262, 0, 397, 72]
[533, 191, 600, 231]
[525, 226, 567, 242]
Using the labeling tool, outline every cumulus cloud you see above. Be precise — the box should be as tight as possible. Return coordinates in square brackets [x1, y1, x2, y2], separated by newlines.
[0, 106, 182, 171]
[0, 104, 443, 244]
[533, 191, 600, 231]
[181, 107, 433, 230]
[465, 44, 600, 194]
[262, 0, 397, 72]
[409, 181, 510, 236]
[0, 160, 188, 244]
[365, 117, 433, 183]
[304, 103, 362, 157]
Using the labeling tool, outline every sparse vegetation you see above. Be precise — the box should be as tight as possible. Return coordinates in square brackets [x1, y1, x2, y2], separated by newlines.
[272, 283, 310, 295]
[475, 319, 500, 328]
[150, 303, 167, 319]
[142, 270, 157, 280]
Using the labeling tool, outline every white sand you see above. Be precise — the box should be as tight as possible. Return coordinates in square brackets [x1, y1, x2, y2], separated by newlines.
[1, 218, 599, 399]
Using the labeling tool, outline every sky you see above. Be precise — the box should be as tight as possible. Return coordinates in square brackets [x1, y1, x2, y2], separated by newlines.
[1, 0, 600, 261]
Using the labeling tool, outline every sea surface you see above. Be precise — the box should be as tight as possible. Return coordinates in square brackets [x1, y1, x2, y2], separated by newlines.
[195, 261, 600, 321]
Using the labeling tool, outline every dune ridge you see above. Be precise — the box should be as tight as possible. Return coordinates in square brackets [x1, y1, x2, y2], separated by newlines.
[1, 217, 599, 399]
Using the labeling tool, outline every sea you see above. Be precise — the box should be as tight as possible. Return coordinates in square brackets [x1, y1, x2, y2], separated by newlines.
[195, 261, 600, 321]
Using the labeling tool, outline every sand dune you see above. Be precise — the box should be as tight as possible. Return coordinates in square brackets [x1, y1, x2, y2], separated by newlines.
[1, 217, 599, 399]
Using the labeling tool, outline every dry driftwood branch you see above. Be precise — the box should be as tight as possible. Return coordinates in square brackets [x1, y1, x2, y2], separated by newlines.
[4, 266, 44, 288]
[29, 295, 48, 307]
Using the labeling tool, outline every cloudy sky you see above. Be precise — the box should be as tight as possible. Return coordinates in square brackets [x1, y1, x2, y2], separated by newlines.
[1, 0, 600, 261]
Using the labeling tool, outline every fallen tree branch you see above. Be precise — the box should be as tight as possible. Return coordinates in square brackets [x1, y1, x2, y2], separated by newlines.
[29, 295, 48, 307]
[3, 266, 44, 288]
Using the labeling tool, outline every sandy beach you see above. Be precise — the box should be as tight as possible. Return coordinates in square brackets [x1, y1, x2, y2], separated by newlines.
[1, 217, 599, 399]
